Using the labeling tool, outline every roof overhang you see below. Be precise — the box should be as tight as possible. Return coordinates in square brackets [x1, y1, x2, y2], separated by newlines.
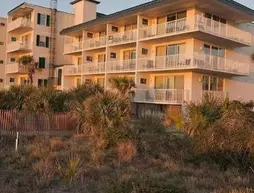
[70, 0, 100, 5]
[8, 3, 34, 17]
[61, 0, 254, 35]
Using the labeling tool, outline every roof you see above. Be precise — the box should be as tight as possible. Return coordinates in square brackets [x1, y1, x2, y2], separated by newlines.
[60, 0, 254, 35]
[70, 0, 100, 5]
[8, 2, 73, 15]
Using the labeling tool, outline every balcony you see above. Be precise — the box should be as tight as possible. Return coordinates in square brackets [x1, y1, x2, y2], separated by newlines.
[138, 53, 249, 76]
[6, 63, 28, 74]
[201, 91, 228, 99]
[83, 62, 106, 75]
[64, 42, 83, 54]
[135, 89, 190, 104]
[7, 18, 32, 33]
[84, 36, 106, 50]
[107, 59, 136, 73]
[139, 15, 251, 46]
[107, 29, 137, 46]
[6, 41, 32, 53]
[63, 65, 82, 76]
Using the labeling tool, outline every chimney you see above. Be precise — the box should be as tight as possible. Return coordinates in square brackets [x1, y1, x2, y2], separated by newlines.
[71, 0, 100, 25]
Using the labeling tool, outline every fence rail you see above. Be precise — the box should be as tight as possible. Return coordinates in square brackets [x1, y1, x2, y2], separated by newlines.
[0, 110, 75, 136]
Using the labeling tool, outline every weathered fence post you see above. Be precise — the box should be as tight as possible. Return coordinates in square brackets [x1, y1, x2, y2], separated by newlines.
[15, 132, 19, 151]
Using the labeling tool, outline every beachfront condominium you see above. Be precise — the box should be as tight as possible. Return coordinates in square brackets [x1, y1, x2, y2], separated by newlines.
[5, 2, 74, 89]
[0, 17, 7, 89]
[62, 0, 254, 113]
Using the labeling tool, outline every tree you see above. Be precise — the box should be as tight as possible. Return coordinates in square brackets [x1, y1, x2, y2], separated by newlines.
[109, 76, 135, 97]
[18, 55, 38, 85]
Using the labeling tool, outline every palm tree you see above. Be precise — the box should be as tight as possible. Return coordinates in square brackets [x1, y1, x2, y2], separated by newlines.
[109, 76, 135, 97]
[18, 55, 37, 85]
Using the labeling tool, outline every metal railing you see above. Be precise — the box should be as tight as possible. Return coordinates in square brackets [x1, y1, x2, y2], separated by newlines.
[135, 89, 189, 104]
[84, 36, 106, 50]
[107, 59, 136, 73]
[201, 90, 228, 99]
[64, 42, 83, 54]
[139, 18, 188, 39]
[63, 65, 82, 75]
[83, 62, 106, 74]
[194, 15, 252, 45]
[107, 29, 137, 45]
[139, 15, 251, 45]
[138, 53, 249, 75]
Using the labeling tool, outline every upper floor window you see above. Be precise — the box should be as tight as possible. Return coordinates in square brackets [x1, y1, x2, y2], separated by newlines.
[0, 60, 3, 64]
[204, 44, 225, 57]
[11, 37, 16, 42]
[0, 42, 4, 45]
[166, 11, 187, 22]
[36, 35, 50, 48]
[38, 57, 46, 69]
[156, 43, 185, 56]
[204, 13, 226, 24]
[57, 69, 62, 86]
[154, 75, 184, 89]
[202, 75, 223, 91]
[37, 13, 51, 26]
[0, 23, 5, 27]
[125, 24, 137, 31]
[0, 79, 3, 83]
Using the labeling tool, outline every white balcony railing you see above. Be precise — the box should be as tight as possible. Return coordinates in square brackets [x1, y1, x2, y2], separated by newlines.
[83, 62, 106, 74]
[139, 18, 188, 39]
[107, 29, 137, 45]
[63, 65, 82, 76]
[201, 90, 228, 99]
[139, 15, 251, 45]
[64, 42, 83, 54]
[6, 63, 28, 74]
[135, 89, 189, 104]
[194, 15, 252, 45]
[7, 41, 32, 53]
[138, 53, 249, 75]
[107, 59, 136, 73]
[7, 18, 32, 32]
[84, 36, 106, 50]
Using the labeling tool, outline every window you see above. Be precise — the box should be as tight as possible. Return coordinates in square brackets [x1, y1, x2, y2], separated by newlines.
[0, 79, 3, 83]
[0, 60, 3, 64]
[38, 57, 46, 69]
[0, 42, 4, 45]
[142, 48, 148, 55]
[10, 78, 15, 83]
[36, 35, 50, 48]
[110, 52, 116, 59]
[57, 69, 62, 86]
[167, 11, 187, 22]
[142, 18, 148, 25]
[37, 13, 50, 26]
[38, 79, 48, 87]
[112, 26, 118, 32]
[10, 58, 16, 63]
[77, 57, 82, 65]
[0, 23, 5, 27]
[202, 75, 224, 91]
[154, 76, 184, 89]
[204, 13, 226, 24]
[125, 24, 137, 31]
[11, 37, 16, 42]
[204, 44, 225, 57]
[86, 56, 93, 62]
[140, 78, 147, 84]
[87, 33, 93, 38]
[123, 50, 136, 60]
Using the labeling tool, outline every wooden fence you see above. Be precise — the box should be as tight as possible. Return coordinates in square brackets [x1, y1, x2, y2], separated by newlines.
[0, 110, 76, 136]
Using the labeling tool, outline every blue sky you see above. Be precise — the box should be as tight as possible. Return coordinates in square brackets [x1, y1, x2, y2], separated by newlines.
[0, 0, 253, 17]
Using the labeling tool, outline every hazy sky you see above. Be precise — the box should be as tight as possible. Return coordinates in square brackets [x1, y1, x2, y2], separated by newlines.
[0, 0, 253, 17]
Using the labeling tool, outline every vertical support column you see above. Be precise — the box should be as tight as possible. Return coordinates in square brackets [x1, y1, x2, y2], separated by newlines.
[135, 15, 142, 89]
[105, 24, 110, 89]
[81, 30, 85, 84]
